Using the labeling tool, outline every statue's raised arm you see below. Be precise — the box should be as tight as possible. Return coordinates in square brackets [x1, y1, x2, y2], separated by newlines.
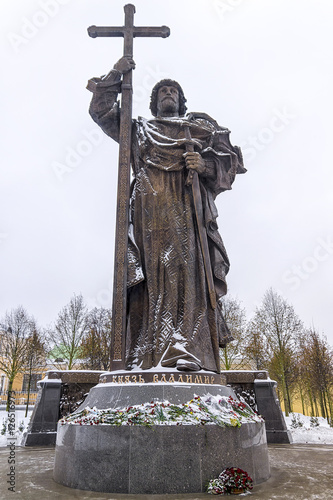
[87, 56, 136, 143]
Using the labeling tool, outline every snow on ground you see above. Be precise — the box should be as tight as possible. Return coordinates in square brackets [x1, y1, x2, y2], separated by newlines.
[284, 412, 333, 444]
[0, 407, 332, 446]
[0, 408, 33, 447]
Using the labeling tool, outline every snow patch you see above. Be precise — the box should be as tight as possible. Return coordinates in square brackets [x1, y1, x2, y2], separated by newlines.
[284, 412, 333, 444]
[0, 409, 33, 447]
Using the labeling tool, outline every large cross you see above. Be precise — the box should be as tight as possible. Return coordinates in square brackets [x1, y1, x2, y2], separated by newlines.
[88, 5, 170, 370]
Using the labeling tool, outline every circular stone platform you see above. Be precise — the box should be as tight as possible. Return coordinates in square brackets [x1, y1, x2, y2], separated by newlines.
[53, 375, 270, 494]
[54, 419, 269, 494]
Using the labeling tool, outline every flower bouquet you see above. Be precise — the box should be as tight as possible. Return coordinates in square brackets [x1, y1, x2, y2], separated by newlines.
[60, 395, 263, 428]
[207, 467, 253, 495]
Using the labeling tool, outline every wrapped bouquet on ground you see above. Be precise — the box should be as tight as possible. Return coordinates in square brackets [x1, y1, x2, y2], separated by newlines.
[207, 467, 253, 495]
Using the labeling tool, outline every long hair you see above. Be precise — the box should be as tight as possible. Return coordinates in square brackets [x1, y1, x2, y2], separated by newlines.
[149, 79, 187, 117]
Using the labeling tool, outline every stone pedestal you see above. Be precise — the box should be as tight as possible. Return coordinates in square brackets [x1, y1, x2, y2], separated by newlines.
[54, 420, 269, 494]
[53, 374, 270, 494]
[222, 370, 292, 444]
[24, 370, 105, 446]
[79, 370, 231, 410]
[24, 379, 62, 446]
[254, 378, 292, 444]
[25, 368, 290, 447]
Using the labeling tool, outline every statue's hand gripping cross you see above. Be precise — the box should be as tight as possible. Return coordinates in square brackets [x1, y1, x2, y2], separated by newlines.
[88, 4, 170, 370]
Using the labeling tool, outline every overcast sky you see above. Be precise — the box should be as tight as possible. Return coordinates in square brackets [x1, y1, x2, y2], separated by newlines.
[1, 0, 332, 344]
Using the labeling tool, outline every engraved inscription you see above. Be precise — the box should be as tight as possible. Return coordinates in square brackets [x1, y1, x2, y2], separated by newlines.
[107, 373, 220, 385]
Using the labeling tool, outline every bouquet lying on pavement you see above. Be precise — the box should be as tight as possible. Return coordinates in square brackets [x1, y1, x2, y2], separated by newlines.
[207, 467, 253, 495]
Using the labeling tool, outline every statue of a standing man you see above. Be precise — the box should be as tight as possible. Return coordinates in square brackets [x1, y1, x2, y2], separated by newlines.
[87, 56, 246, 373]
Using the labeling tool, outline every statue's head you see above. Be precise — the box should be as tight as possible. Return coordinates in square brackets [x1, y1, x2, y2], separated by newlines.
[150, 79, 187, 117]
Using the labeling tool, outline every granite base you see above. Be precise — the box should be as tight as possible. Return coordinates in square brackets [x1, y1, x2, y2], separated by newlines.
[53, 381, 270, 494]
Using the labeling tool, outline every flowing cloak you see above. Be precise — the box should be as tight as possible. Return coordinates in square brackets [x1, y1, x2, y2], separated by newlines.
[88, 72, 246, 373]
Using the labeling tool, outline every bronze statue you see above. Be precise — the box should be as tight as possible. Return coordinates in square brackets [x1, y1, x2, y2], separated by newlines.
[87, 54, 245, 373]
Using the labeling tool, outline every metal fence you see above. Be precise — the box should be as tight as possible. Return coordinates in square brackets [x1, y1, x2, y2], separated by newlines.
[0, 390, 38, 406]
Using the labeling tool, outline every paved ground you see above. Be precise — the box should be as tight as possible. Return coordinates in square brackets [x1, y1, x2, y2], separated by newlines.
[0, 444, 332, 499]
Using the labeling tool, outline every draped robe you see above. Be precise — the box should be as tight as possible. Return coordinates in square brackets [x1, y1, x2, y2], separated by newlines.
[88, 72, 245, 373]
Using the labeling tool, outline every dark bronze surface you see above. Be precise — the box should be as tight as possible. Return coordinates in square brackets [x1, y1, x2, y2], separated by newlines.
[87, 5, 245, 375]
[184, 125, 216, 310]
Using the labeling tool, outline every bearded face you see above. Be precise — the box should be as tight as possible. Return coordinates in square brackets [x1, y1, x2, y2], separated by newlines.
[156, 85, 179, 117]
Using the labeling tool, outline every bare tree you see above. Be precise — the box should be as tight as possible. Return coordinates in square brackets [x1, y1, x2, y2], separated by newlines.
[0, 307, 36, 411]
[243, 323, 269, 370]
[22, 329, 47, 416]
[251, 288, 303, 415]
[268, 345, 298, 412]
[48, 294, 89, 370]
[301, 328, 333, 422]
[219, 296, 247, 370]
[79, 308, 112, 370]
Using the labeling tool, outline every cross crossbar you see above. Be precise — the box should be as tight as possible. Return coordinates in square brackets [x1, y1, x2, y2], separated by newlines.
[88, 26, 170, 38]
